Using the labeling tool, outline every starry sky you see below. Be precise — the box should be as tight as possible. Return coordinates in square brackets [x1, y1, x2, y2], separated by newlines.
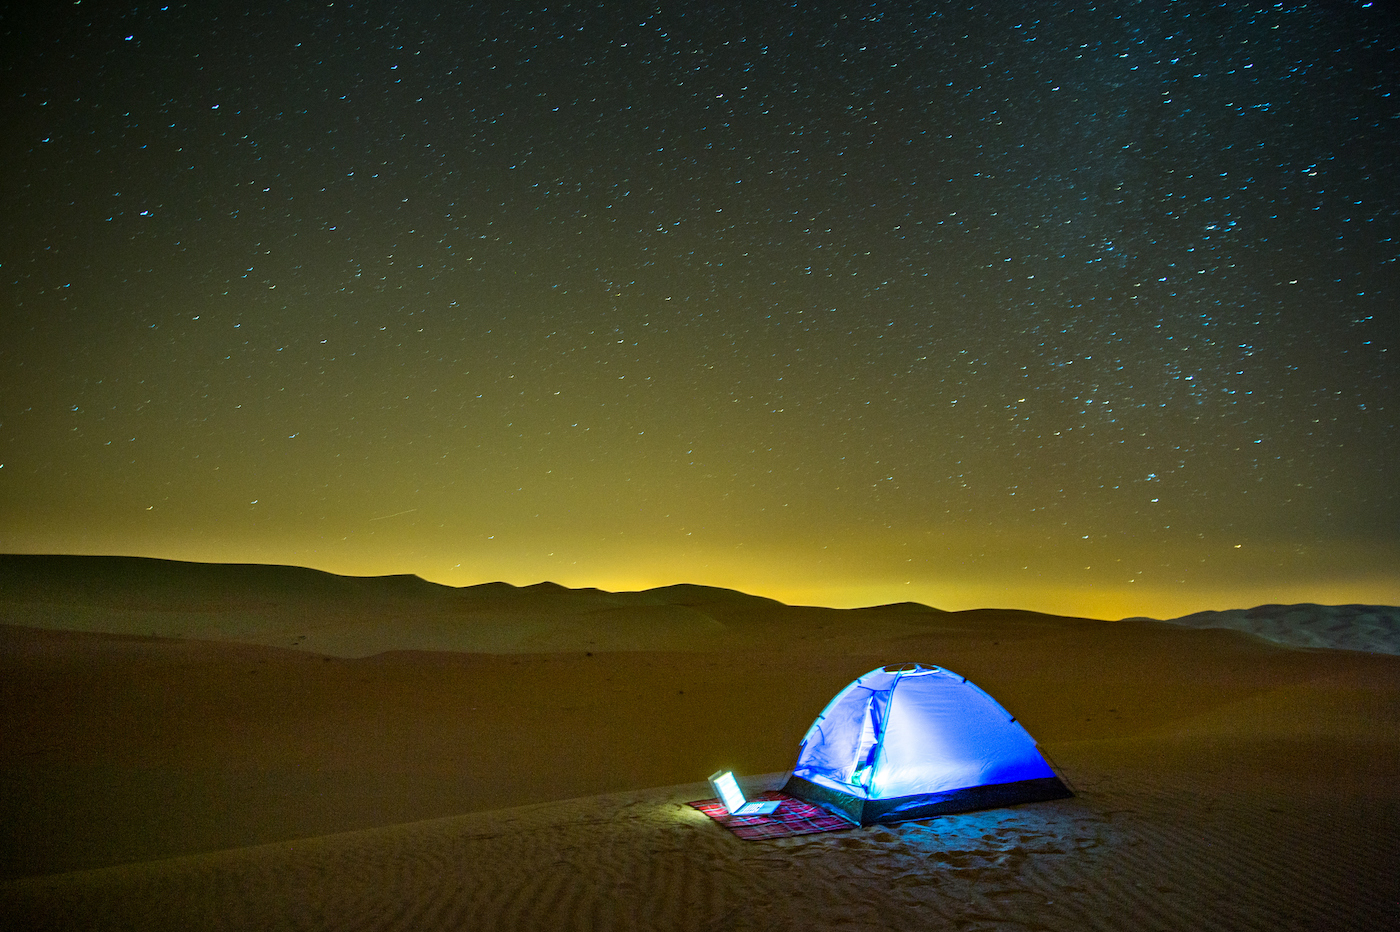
[2, 1, 1396, 618]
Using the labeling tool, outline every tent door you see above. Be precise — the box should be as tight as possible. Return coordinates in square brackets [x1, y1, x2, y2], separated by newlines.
[850, 693, 887, 787]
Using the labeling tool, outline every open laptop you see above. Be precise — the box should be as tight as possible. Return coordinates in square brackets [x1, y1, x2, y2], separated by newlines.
[708, 770, 782, 816]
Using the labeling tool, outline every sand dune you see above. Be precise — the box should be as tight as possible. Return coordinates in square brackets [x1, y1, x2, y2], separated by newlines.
[1145, 602, 1400, 656]
[3, 555, 1398, 929]
[0, 555, 784, 655]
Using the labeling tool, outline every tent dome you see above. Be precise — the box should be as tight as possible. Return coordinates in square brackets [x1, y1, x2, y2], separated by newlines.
[784, 663, 1071, 825]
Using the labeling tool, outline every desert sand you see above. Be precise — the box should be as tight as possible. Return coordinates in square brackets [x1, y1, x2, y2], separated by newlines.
[2, 555, 1398, 930]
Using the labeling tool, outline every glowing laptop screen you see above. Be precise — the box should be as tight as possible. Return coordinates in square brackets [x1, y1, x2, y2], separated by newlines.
[711, 771, 747, 813]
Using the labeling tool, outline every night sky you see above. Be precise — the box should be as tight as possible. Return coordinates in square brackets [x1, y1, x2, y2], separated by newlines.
[2, 1, 1396, 618]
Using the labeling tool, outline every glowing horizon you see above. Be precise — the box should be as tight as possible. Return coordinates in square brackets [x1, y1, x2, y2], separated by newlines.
[5, 529, 1396, 622]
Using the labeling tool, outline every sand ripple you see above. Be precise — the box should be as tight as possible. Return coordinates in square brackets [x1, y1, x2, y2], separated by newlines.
[5, 772, 1396, 932]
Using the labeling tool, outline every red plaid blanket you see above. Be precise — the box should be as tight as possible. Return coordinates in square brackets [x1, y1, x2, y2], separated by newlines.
[688, 791, 855, 840]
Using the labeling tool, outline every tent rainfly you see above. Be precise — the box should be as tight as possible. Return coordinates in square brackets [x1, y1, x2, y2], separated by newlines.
[783, 663, 1072, 825]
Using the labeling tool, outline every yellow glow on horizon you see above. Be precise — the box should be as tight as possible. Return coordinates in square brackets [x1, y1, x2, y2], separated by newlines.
[19, 525, 1396, 622]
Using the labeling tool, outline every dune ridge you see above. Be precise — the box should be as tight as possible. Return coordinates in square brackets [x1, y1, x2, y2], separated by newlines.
[1143, 602, 1400, 656]
[6, 553, 1392, 656]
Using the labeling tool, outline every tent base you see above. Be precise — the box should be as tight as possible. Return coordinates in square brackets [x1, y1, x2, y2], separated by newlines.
[782, 774, 1073, 826]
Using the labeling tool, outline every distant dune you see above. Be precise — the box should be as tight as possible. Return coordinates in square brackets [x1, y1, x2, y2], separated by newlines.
[0, 554, 784, 656]
[3, 553, 1393, 656]
[3, 554, 1398, 930]
[1136, 603, 1400, 656]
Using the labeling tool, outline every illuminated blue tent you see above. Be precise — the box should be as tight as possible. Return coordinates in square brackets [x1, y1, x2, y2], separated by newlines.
[783, 663, 1071, 825]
